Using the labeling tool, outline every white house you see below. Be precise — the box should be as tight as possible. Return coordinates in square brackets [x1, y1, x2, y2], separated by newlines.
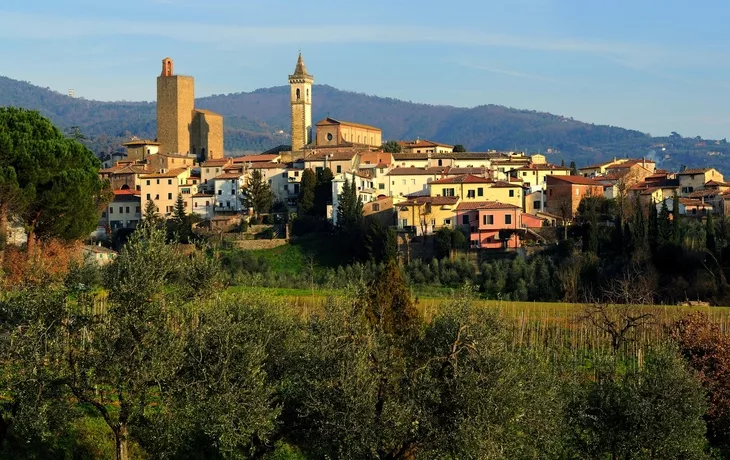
[213, 172, 246, 213]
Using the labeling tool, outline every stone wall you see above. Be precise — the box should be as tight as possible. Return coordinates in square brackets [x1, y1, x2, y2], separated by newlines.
[156, 75, 194, 154]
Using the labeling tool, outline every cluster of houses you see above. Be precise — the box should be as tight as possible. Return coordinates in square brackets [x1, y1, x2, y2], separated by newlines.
[94, 55, 728, 250]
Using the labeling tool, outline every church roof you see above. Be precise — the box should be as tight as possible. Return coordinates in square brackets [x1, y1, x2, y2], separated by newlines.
[315, 117, 381, 131]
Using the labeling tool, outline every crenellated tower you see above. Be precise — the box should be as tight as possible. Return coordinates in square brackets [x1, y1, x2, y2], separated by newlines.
[288, 53, 314, 152]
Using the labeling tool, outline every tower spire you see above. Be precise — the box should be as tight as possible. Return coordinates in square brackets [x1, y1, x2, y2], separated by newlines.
[292, 52, 310, 77]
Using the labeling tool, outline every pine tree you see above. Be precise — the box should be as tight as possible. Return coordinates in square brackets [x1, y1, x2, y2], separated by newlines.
[241, 169, 273, 218]
[297, 168, 316, 215]
[336, 179, 363, 231]
[143, 199, 160, 226]
[173, 193, 186, 223]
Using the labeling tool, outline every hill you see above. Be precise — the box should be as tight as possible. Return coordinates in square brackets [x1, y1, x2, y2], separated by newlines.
[1, 75, 729, 172]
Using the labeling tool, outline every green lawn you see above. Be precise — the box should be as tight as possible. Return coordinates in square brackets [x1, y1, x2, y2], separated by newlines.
[246, 234, 342, 275]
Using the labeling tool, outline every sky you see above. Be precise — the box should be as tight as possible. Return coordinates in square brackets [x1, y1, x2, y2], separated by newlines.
[1, 0, 730, 138]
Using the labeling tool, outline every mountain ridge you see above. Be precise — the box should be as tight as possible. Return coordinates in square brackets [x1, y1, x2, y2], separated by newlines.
[1, 75, 728, 172]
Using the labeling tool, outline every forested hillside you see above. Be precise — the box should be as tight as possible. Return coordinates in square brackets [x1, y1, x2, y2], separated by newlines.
[2, 75, 729, 172]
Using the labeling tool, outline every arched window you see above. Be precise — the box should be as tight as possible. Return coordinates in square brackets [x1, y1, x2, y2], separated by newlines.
[306, 89, 309, 101]
[296, 88, 301, 100]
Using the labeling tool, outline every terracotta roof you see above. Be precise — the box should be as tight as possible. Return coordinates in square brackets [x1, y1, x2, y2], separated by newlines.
[679, 198, 713, 207]
[122, 139, 160, 146]
[514, 163, 570, 171]
[249, 162, 285, 170]
[154, 152, 193, 159]
[705, 180, 728, 187]
[213, 172, 244, 180]
[580, 160, 615, 170]
[201, 158, 232, 167]
[393, 153, 430, 160]
[232, 154, 280, 163]
[386, 167, 448, 176]
[192, 192, 215, 198]
[448, 167, 491, 176]
[687, 189, 719, 198]
[140, 168, 189, 179]
[546, 175, 602, 186]
[491, 180, 522, 188]
[400, 196, 459, 206]
[430, 174, 492, 185]
[315, 117, 380, 131]
[305, 151, 358, 162]
[112, 189, 141, 196]
[398, 139, 454, 149]
[677, 168, 715, 175]
[456, 201, 521, 211]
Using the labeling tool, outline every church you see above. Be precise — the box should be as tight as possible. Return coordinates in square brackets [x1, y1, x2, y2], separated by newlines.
[287, 54, 383, 157]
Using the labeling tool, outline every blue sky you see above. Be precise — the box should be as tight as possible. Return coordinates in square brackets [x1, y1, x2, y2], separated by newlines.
[2, 0, 730, 138]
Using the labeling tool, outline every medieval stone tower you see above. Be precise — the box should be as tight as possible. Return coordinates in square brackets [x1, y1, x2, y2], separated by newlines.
[156, 57, 195, 155]
[288, 53, 314, 152]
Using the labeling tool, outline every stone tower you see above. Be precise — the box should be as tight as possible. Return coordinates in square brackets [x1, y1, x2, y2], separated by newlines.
[157, 57, 195, 154]
[288, 53, 314, 152]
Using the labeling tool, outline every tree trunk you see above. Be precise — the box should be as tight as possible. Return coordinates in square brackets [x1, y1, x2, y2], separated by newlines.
[115, 424, 129, 460]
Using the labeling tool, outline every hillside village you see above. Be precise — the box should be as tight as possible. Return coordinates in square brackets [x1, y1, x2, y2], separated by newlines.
[93, 55, 729, 252]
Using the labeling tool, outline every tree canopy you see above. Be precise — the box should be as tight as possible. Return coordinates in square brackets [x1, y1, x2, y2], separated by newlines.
[0, 107, 109, 243]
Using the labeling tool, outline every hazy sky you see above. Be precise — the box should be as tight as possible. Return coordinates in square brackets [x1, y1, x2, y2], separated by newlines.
[1, 0, 730, 138]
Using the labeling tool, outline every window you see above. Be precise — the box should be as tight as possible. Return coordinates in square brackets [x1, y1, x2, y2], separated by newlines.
[444, 188, 455, 197]
[467, 190, 476, 198]
[146, 180, 150, 186]
[477, 188, 483, 197]
[533, 200, 541, 209]
[109, 208, 114, 214]
[509, 190, 515, 197]
[231, 189, 235, 195]
[483, 215, 494, 225]
[462, 215, 469, 225]
[505, 214, 512, 225]
[284, 184, 289, 192]
[156, 179, 160, 185]
[205, 201, 209, 207]
[135, 206, 140, 213]
[146, 194, 151, 200]
[379, 183, 385, 190]
[167, 193, 172, 200]
[336, 165, 342, 173]
[119, 207, 123, 214]
[444, 219, 451, 225]
[125, 207, 130, 214]
[430, 218, 436, 226]
[294, 184, 300, 194]
[295, 171, 300, 177]
[372, 203, 380, 212]
[438, 159, 443, 167]
[575, 189, 580, 196]
[217, 190, 222, 195]
[296, 88, 301, 100]
[522, 172, 527, 177]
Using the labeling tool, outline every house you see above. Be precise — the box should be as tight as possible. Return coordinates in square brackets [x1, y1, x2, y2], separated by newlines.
[393, 152, 430, 168]
[659, 197, 713, 216]
[398, 139, 454, 154]
[104, 189, 142, 231]
[191, 192, 215, 220]
[386, 167, 449, 197]
[456, 201, 523, 249]
[304, 150, 359, 175]
[510, 163, 571, 189]
[363, 196, 395, 227]
[83, 244, 117, 266]
[429, 175, 523, 208]
[212, 171, 246, 213]
[146, 152, 195, 172]
[140, 168, 192, 218]
[99, 163, 152, 191]
[396, 196, 460, 235]
[122, 138, 160, 162]
[677, 168, 725, 196]
[545, 175, 603, 218]
[248, 162, 288, 203]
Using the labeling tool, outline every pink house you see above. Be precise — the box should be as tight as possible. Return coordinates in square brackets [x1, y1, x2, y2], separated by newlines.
[456, 201, 522, 249]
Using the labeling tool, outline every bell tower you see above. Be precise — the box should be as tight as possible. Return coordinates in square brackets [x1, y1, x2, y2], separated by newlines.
[157, 57, 195, 155]
[288, 53, 313, 152]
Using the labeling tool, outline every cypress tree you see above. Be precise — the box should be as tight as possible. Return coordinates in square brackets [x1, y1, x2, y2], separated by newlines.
[297, 168, 316, 215]
[632, 192, 646, 250]
[706, 212, 717, 254]
[672, 191, 681, 244]
[648, 199, 658, 254]
[658, 199, 671, 246]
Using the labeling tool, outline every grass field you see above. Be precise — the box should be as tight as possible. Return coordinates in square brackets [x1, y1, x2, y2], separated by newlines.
[245, 234, 341, 275]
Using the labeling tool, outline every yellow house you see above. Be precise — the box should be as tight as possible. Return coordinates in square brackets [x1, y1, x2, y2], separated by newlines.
[123, 139, 160, 162]
[146, 152, 195, 172]
[677, 168, 725, 195]
[386, 167, 448, 197]
[303, 151, 358, 175]
[393, 153, 430, 168]
[314, 117, 382, 148]
[396, 196, 460, 235]
[200, 158, 233, 191]
[140, 168, 192, 218]
[429, 175, 523, 208]
[511, 163, 571, 188]
[398, 139, 453, 154]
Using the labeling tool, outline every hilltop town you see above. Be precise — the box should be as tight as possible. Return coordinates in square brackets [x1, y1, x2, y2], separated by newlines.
[95, 55, 726, 252]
